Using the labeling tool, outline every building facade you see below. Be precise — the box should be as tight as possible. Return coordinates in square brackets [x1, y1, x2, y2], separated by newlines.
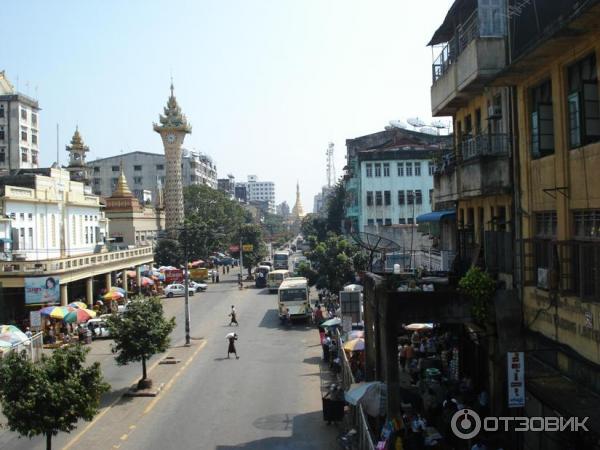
[0, 71, 40, 171]
[237, 175, 276, 213]
[217, 174, 235, 198]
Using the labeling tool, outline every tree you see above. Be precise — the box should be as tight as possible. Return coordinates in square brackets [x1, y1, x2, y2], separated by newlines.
[304, 234, 360, 293]
[325, 180, 346, 235]
[0, 346, 109, 450]
[106, 296, 175, 389]
[154, 238, 183, 267]
[300, 214, 328, 242]
[230, 224, 268, 276]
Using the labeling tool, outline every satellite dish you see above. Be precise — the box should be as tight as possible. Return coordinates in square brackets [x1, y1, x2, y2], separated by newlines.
[407, 117, 426, 128]
[431, 120, 447, 129]
[419, 127, 438, 135]
[389, 120, 408, 129]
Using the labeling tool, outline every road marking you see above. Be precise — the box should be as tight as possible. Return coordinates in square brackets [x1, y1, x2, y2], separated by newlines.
[120, 434, 128, 441]
[143, 340, 207, 415]
[129, 425, 136, 430]
[63, 355, 165, 450]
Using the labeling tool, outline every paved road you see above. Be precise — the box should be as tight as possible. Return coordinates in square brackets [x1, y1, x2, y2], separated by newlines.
[1, 272, 337, 449]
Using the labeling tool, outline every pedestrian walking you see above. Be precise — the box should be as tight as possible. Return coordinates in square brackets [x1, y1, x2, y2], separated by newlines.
[222, 266, 226, 275]
[216, 272, 220, 283]
[226, 333, 239, 359]
[211, 271, 216, 283]
[226, 265, 230, 274]
[229, 305, 239, 326]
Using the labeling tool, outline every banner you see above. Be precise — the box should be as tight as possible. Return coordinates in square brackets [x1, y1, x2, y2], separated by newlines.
[507, 351, 525, 408]
[25, 276, 60, 305]
[229, 244, 240, 253]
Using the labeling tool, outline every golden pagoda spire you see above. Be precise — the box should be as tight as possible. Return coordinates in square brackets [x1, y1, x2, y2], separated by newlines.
[291, 180, 305, 219]
[111, 161, 134, 198]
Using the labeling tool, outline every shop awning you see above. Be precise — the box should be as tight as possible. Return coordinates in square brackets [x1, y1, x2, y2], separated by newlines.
[416, 210, 456, 224]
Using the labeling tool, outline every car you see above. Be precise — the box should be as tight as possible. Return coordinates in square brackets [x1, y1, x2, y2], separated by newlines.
[164, 283, 195, 298]
[188, 281, 208, 292]
[87, 319, 110, 339]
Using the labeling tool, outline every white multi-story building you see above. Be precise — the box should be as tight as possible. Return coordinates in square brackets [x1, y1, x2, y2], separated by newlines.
[89, 149, 217, 204]
[0, 71, 41, 170]
[237, 175, 276, 213]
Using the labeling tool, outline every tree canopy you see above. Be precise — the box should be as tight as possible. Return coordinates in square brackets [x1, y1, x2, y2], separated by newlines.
[107, 296, 175, 387]
[0, 346, 109, 450]
[154, 238, 183, 267]
[230, 224, 268, 275]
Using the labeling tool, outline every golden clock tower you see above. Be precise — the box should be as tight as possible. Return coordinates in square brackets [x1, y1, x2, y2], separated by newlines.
[153, 82, 191, 232]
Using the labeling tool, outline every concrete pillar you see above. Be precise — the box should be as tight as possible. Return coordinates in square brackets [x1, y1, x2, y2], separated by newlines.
[105, 272, 112, 291]
[122, 270, 128, 299]
[60, 283, 68, 307]
[86, 277, 94, 308]
[136, 266, 142, 295]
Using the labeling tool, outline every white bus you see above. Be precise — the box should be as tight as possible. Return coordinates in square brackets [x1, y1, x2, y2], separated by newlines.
[278, 277, 311, 321]
[273, 251, 289, 270]
[267, 269, 290, 292]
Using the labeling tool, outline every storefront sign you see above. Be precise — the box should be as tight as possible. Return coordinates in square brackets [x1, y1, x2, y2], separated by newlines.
[30, 310, 42, 329]
[164, 270, 183, 284]
[229, 244, 240, 253]
[242, 244, 254, 252]
[507, 351, 525, 408]
[24, 276, 60, 305]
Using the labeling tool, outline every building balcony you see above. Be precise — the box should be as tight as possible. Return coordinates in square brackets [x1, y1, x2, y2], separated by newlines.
[431, 8, 506, 116]
[458, 133, 511, 198]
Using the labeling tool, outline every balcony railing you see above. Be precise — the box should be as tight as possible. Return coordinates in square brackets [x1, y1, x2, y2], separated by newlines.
[0, 245, 153, 275]
[434, 150, 456, 174]
[460, 133, 510, 160]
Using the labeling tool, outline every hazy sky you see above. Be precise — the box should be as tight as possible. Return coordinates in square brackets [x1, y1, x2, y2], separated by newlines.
[3, 0, 453, 208]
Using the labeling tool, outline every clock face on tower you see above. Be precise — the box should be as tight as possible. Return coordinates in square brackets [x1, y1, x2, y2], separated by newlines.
[166, 133, 176, 144]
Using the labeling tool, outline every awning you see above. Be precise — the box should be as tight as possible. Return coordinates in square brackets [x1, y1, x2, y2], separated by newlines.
[416, 210, 456, 224]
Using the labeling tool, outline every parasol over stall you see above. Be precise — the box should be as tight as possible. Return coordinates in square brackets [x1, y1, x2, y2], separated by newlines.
[404, 323, 434, 331]
[343, 338, 365, 352]
[40, 306, 75, 320]
[64, 308, 97, 324]
[0, 325, 30, 347]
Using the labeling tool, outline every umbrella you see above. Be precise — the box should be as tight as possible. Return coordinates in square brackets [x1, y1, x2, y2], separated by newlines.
[344, 284, 364, 292]
[126, 270, 137, 277]
[103, 290, 124, 301]
[109, 287, 126, 294]
[64, 308, 96, 324]
[141, 277, 155, 286]
[344, 382, 387, 417]
[404, 323, 434, 331]
[0, 325, 29, 346]
[190, 260, 204, 268]
[40, 306, 74, 319]
[321, 317, 342, 327]
[69, 301, 88, 309]
[343, 338, 365, 352]
[347, 330, 364, 340]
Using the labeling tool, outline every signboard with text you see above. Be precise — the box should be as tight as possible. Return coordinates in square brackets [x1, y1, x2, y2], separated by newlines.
[25, 277, 60, 305]
[242, 244, 254, 252]
[229, 245, 240, 253]
[507, 351, 525, 408]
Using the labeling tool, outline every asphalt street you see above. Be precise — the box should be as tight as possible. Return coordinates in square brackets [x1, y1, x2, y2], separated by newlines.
[0, 270, 338, 449]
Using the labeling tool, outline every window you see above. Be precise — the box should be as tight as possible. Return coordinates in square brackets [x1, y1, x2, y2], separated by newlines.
[134, 165, 142, 171]
[0, 150, 5, 163]
[465, 114, 473, 136]
[567, 53, 600, 148]
[21, 148, 28, 162]
[28, 213, 32, 221]
[111, 165, 120, 172]
[535, 211, 557, 238]
[375, 191, 383, 206]
[19, 213, 25, 221]
[384, 218, 392, 226]
[28, 228, 33, 249]
[407, 190, 414, 205]
[156, 164, 164, 170]
[475, 108, 482, 134]
[111, 178, 118, 186]
[93, 178, 100, 185]
[31, 134, 37, 145]
[93, 167, 100, 173]
[405, 162, 413, 176]
[374, 163, 381, 177]
[51, 215, 56, 247]
[384, 190, 391, 205]
[429, 189, 434, 206]
[383, 163, 390, 177]
[133, 177, 142, 184]
[398, 190, 405, 205]
[414, 162, 421, 176]
[367, 219, 374, 226]
[21, 131, 27, 141]
[0, 105, 4, 118]
[31, 151, 38, 165]
[31, 113, 37, 127]
[397, 162, 404, 176]
[574, 210, 600, 239]
[428, 161, 434, 176]
[21, 109, 27, 120]
[531, 79, 554, 158]
[376, 219, 383, 226]
[407, 218, 414, 224]
[415, 190, 422, 205]
[399, 218, 406, 224]
[0, 129, 4, 141]
[366, 191, 373, 206]
[366, 163, 372, 177]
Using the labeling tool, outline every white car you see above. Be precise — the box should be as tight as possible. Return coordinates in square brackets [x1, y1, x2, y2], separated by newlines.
[164, 283, 195, 298]
[188, 281, 208, 292]
[87, 319, 110, 339]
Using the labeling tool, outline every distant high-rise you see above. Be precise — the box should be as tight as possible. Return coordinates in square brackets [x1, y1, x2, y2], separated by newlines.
[153, 83, 191, 231]
[236, 175, 276, 213]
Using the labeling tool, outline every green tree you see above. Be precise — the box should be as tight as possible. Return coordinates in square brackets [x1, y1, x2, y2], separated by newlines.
[458, 267, 497, 325]
[325, 180, 346, 235]
[154, 238, 183, 267]
[304, 234, 359, 293]
[230, 224, 268, 276]
[300, 214, 328, 242]
[106, 296, 176, 389]
[0, 346, 109, 450]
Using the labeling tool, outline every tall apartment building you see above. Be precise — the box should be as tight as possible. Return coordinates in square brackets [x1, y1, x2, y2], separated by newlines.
[0, 72, 40, 170]
[236, 175, 276, 213]
[89, 149, 217, 204]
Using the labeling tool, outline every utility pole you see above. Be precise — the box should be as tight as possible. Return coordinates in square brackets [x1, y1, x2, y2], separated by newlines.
[239, 235, 244, 281]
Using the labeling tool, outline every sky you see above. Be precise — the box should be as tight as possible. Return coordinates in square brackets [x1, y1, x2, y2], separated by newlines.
[2, 0, 453, 209]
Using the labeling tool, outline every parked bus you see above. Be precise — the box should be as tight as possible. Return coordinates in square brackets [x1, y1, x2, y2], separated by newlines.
[278, 277, 310, 322]
[273, 251, 289, 270]
[267, 269, 290, 293]
[255, 265, 271, 289]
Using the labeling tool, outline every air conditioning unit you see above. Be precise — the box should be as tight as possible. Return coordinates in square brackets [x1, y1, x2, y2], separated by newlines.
[488, 104, 502, 119]
[537, 268, 549, 289]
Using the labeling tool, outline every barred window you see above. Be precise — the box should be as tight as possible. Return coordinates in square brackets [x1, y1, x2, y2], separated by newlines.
[574, 210, 600, 239]
[535, 211, 557, 238]
[366, 163, 372, 177]
[567, 53, 600, 148]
